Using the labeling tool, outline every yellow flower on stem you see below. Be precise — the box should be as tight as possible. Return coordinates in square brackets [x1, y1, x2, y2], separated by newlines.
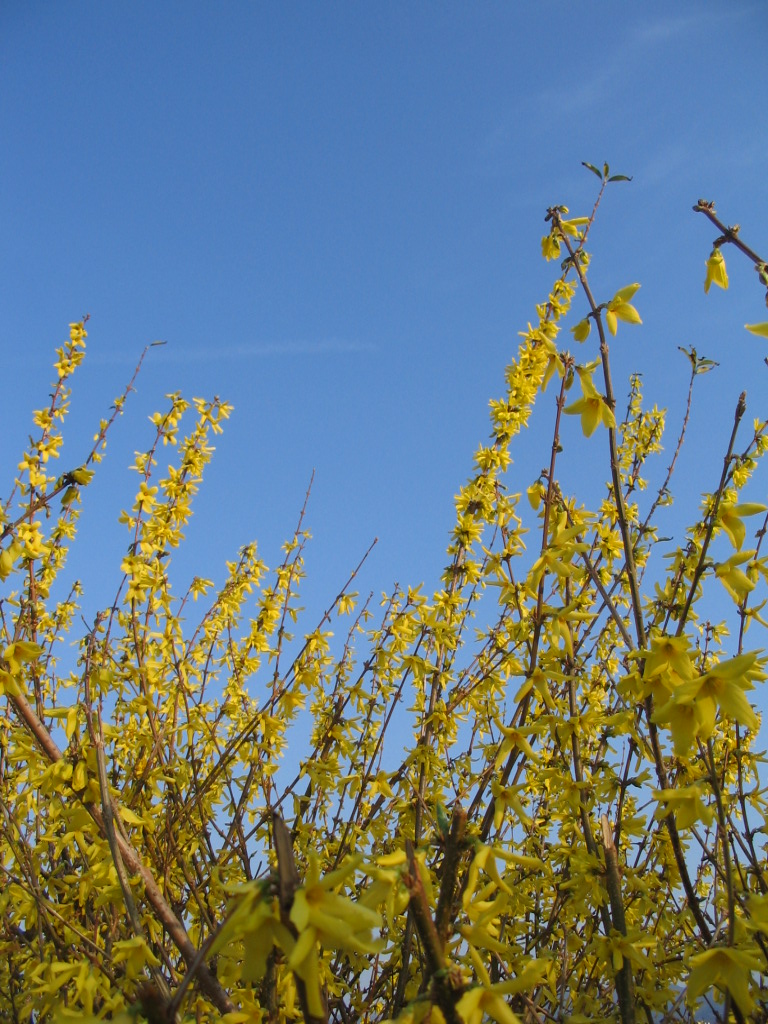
[651, 693, 702, 757]
[704, 248, 729, 293]
[593, 928, 655, 972]
[2, 641, 44, 674]
[675, 652, 762, 732]
[541, 232, 561, 261]
[456, 951, 546, 1024]
[653, 783, 715, 830]
[0, 641, 43, 697]
[653, 651, 763, 753]
[288, 853, 384, 1018]
[604, 284, 642, 336]
[716, 502, 767, 550]
[687, 946, 761, 1016]
[745, 893, 768, 935]
[571, 317, 592, 342]
[715, 551, 757, 604]
[210, 882, 294, 985]
[456, 983, 521, 1024]
[632, 633, 695, 706]
[638, 633, 695, 683]
[564, 367, 615, 437]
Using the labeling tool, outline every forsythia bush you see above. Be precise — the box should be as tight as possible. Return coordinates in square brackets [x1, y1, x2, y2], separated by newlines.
[1, 168, 767, 1024]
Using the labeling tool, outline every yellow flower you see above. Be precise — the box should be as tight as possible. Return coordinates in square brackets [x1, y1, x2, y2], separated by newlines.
[745, 893, 768, 935]
[457, 956, 546, 1024]
[0, 641, 43, 697]
[717, 502, 767, 550]
[110, 936, 161, 981]
[653, 651, 762, 752]
[210, 882, 294, 985]
[639, 634, 695, 683]
[541, 233, 561, 261]
[571, 317, 591, 342]
[653, 784, 715, 830]
[594, 928, 655, 972]
[605, 284, 642, 336]
[677, 652, 761, 731]
[704, 248, 729, 293]
[288, 854, 384, 1018]
[633, 633, 696, 705]
[715, 551, 757, 604]
[687, 946, 761, 1016]
[3, 640, 43, 675]
[457, 983, 521, 1024]
[651, 694, 700, 756]
[560, 216, 589, 238]
[564, 367, 615, 437]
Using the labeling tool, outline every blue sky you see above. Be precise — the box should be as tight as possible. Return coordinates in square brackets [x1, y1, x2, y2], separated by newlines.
[2, 2, 767, 653]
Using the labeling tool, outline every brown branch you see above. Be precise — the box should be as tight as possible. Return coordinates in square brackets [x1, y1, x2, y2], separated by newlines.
[556, 220, 647, 650]
[272, 813, 328, 1024]
[601, 816, 635, 1024]
[675, 391, 747, 634]
[404, 840, 463, 1024]
[434, 804, 468, 945]
[693, 200, 768, 289]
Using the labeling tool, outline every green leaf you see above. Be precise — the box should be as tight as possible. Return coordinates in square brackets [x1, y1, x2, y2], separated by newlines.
[582, 161, 602, 179]
[677, 346, 719, 374]
[435, 801, 450, 839]
[607, 174, 632, 182]
[745, 322, 768, 338]
[694, 357, 719, 374]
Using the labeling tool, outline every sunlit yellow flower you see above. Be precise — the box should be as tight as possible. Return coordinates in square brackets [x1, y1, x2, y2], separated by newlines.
[456, 982, 522, 1024]
[687, 946, 761, 1016]
[745, 892, 768, 935]
[110, 936, 161, 981]
[717, 502, 767, 550]
[564, 367, 615, 437]
[541, 232, 561, 261]
[593, 928, 655, 972]
[653, 651, 762, 752]
[288, 853, 384, 1018]
[210, 882, 294, 985]
[676, 652, 761, 730]
[639, 633, 695, 683]
[457, 955, 546, 1024]
[653, 784, 715, 830]
[0, 641, 43, 697]
[605, 284, 642, 336]
[715, 551, 757, 604]
[571, 317, 591, 342]
[704, 248, 729, 293]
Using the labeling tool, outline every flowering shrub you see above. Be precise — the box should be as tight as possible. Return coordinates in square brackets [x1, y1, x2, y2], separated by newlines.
[1, 168, 767, 1023]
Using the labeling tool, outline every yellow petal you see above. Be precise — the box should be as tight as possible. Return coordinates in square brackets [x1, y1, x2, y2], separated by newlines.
[571, 318, 591, 342]
[704, 249, 728, 293]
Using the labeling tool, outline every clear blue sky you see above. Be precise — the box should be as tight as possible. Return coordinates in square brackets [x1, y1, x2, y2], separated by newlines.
[2, 3, 767, 644]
